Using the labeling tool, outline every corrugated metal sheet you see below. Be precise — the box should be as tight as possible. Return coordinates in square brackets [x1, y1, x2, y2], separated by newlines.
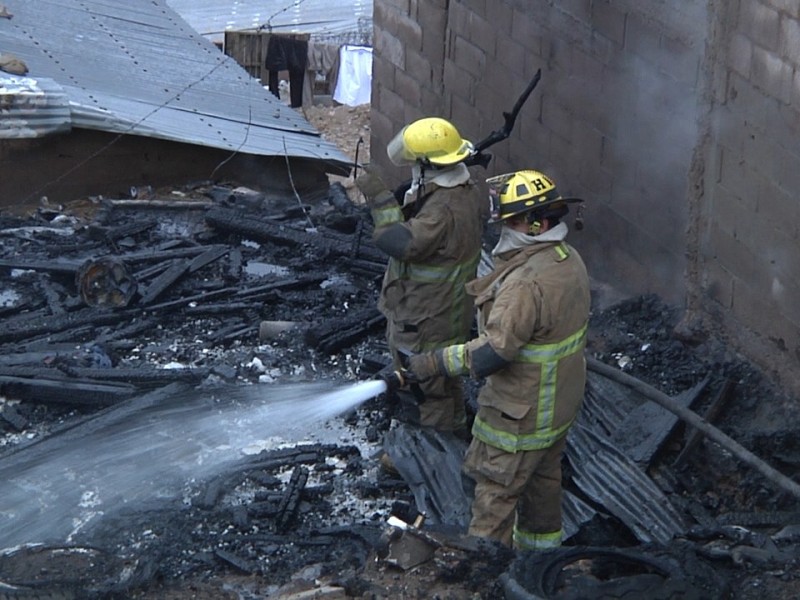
[564, 371, 690, 545]
[0, 0, 351, 167]
[166, 0, 372, 44]
[0, 76, 71, 138]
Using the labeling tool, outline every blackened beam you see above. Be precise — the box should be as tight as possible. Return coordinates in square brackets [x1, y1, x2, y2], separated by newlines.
[106, 199, 215, 210]
[195, 446, 340, 509]
[145, 273, 327, 310]
[118, 245, 228, 263]
[0, 403, 27, 431]
[0, 306, 129, 344]
[85, 219, 158, 243]
[38, 274, 66, 315]
[138, 246, 229, 305]
[275, 466, 309, 532]
[306, 307, 386, 354]
[0, 258, 82, 274]
[205, 207, 386, 263]
[138, 259, 191, 305]
[184, 302, 264, 315]
[57, 366, 210, 387]
[0, 374, 138, 406]
[0, 246, 226, 275]
[214, 549, 255, 574]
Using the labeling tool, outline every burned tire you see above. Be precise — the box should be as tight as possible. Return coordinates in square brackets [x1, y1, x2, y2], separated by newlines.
[0, 544, 146, 600]
[501, 545, 730, 600]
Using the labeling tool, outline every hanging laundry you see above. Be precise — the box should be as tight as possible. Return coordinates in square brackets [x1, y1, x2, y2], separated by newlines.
[333, 45, 372, 107]
[265, 34, 308, 108]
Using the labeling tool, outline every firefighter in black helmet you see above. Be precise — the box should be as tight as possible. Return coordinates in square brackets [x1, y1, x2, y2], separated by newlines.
[406, 169, 590, 550]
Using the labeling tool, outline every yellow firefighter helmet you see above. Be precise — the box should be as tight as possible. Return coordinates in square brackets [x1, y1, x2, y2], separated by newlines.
[387, 117, 474, 167]
[487, 170, 582, 224]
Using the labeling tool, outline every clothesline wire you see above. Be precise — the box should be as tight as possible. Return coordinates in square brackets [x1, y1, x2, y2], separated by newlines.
[261, 0, 311, 33]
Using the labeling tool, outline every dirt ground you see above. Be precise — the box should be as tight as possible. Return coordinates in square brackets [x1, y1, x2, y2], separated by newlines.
[302, 102, 371, 205]
[1, 102, 799, 600]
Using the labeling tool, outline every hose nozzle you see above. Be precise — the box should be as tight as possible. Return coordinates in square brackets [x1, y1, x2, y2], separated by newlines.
[378, 369, 407, 392]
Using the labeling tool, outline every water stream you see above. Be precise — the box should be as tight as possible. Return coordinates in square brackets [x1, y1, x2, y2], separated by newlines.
[0, 379, 386, 549]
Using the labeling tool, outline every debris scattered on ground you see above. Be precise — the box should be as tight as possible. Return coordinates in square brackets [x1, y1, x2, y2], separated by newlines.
[1, 103, 799, 599]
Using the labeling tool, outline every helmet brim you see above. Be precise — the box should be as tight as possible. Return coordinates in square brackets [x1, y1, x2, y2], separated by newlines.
[487, 196, 584, 224]
[426, 140, 475, 166]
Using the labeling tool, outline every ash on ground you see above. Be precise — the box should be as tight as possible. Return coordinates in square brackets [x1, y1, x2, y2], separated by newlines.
[0, 107, 798, 599]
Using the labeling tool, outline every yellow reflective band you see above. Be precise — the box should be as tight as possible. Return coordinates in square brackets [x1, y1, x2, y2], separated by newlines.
[513, 527, 562, 551]
[554, 243, 569, 261]
[441, 344, 467, 376]
[472, 413, 574, 452]
[372, 205, 403, 228]
[405, 252, 479, 284]
[516, 323, 588, 363]
[471, 323, 587, 452]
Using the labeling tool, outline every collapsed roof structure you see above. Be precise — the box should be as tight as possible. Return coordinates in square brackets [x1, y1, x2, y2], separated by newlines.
[0, 0, 351, 206]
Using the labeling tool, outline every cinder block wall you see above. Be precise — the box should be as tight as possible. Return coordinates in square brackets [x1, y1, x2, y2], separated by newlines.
[372, 0, 800, 395]
[697, 0, 800, 394]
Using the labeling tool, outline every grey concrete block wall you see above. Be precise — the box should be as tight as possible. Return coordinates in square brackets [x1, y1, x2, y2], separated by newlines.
[372, 0, 800, 395]
[697, 0, 800, 394]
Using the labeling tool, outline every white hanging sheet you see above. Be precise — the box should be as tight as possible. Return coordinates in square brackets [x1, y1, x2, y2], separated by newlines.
[333, 45, 372, 106]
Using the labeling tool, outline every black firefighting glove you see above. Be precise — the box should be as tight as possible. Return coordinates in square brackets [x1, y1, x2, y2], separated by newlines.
[355, 165, 394, 207]
[406, 350, 447, 382]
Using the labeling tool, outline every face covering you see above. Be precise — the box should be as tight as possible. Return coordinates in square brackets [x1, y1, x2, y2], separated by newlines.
[492, 221, 569, 256]
[404, 162, 471, 206]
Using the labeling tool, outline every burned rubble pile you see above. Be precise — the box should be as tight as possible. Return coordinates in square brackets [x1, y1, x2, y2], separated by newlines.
[0, 181, 799, 599]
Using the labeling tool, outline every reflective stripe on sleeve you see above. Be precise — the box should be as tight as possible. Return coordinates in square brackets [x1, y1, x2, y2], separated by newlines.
[441, 344, 467, 376]
[371, 205, 403, 227]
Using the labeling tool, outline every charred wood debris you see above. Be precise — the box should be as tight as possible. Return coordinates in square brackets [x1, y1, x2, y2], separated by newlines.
[0, 180, 799, 598]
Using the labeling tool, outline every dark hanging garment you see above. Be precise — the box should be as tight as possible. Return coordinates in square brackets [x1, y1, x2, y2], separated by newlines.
[265, 34, 308, 108]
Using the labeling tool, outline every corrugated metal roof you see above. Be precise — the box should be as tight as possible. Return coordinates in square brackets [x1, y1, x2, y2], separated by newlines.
[166, 0, 373, 44]
[0, 0, 351, 167]
[0, 76, 71, 138]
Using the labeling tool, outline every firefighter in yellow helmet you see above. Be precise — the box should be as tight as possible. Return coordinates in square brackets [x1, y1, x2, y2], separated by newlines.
[356, 117, 484, 440]
[406, 169, 590, 550]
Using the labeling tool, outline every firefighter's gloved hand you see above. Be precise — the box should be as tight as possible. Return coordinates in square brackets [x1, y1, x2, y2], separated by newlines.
[356, 166, 392, 207]
[406, 350, 446, 382]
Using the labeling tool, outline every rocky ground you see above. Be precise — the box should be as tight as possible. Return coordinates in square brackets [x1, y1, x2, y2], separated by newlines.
[0, 102, 799, 599]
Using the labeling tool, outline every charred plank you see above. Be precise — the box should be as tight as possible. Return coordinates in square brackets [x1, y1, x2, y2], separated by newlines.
[0, 258, 82, 275]
[206, 207, 385, 263]
[0, 374, 138, 406]
[275, 466, 309, 532]
[0, 306, 135, 344]
[214, 549, 254, 574]
[0, 403, 27, 431]
[38, 275, 66, 315]
[306, 307, 386, 354]
[144, 274, 325, 311]
[86, 219, 158, 243]
[138, 259, 192, 305]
